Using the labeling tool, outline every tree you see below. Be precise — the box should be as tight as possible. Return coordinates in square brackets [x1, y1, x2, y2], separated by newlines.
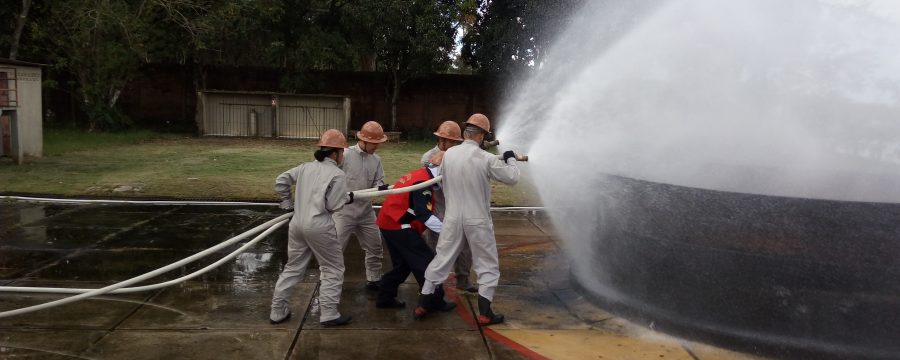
[462, 0, 583, 76]
[30, 1, 141, 130]
[344, 0, 460, 131]
[29, 0, 234, 130]
[161, 1, 358, 92]
[272, 0, 359, 91]
[8, 0, 32, 60]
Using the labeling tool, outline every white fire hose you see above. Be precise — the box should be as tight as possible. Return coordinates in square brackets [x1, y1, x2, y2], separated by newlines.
[0, 178, 445, 318]
[352, 175, 442, 199]
[0, 154, 534, 318]
[0, 217, 290, 296]
[0, 213, 291, 318]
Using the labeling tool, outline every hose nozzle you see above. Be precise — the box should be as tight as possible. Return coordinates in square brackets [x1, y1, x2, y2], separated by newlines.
[497, 152, 529, 162]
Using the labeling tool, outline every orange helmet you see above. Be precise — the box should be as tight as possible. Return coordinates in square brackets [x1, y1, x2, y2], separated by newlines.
[318, 129, 348, 148]
[433, 121, 463, 141]
[428, 151, 445, 166]
[464, 113, 491, 133]
[357, 121, 388, 143]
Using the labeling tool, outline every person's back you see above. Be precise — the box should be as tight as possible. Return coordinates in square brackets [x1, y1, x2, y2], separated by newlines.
[270, 129, 353, 327]
[420, 113, 520, 326]
[290, 159, 346, 230]
[442, 140, 519, 222]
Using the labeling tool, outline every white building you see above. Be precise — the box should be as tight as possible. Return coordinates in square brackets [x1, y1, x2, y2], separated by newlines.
[0, 58, 43, 164]
[197, 91, 350, 139]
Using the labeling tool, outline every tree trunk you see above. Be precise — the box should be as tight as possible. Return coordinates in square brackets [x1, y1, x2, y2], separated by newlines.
[390, 68, 400, 131]
[361, 51, 377, 71]
[109, 89, 121, 108]
[9, 0, 33, 60]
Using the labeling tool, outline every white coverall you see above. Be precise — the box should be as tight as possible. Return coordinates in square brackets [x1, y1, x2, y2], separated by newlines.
[336, 144, 385, 282]
[271, 158, 350, 322]
[421, 146, 473, 285]
[421, 140, 520, 301]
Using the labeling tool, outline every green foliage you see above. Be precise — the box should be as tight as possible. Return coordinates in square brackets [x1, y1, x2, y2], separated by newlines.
[0, 3, 15, 55]
[30, 0, 189, 131]
[344, 0, 459, 76]
[0, 0, 579, 132]
[82, 102, 132, 131]
[189, 1, 285, 66]
[342, 0, 462, 129]
[462, 0, 584, 76]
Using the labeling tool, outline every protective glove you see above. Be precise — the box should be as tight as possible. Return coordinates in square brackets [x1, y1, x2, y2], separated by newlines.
[502, 150, 516, 164]
[279, 199, 294, 210]
[378, 184, 390, 191]
[346, 191, 355, 205]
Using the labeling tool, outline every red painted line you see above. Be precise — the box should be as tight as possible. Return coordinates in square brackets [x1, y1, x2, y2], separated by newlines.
[444, 279, 552, 360]
[482, 327, 553, 360]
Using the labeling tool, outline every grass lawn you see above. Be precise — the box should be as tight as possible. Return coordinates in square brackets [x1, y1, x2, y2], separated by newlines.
[0, 130, 540, 206]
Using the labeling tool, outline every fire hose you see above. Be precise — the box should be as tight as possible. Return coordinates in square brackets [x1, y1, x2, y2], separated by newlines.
[0, 153, 527, 318]
[0, 181, 432, 318]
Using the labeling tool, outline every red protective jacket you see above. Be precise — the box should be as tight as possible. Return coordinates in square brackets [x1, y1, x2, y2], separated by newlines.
[376, 167, 435, 234]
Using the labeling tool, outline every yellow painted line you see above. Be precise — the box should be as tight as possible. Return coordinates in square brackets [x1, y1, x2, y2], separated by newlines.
[492, 329, 695, 360]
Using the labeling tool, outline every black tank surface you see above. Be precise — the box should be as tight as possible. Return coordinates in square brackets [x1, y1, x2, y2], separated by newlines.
[569, 174, 900, 359]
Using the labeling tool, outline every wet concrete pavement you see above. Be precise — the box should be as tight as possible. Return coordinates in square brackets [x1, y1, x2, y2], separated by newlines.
[0, 202, 765, 359]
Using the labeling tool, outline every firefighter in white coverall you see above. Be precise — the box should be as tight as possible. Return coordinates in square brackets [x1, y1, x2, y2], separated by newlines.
[420, 120, 476, 293]
[270, 129, 353, 327]
[419, 114, 520, 325]
[337, 121, 389, 289]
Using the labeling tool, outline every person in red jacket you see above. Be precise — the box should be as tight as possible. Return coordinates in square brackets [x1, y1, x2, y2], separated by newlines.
[374, 151, 456, 317]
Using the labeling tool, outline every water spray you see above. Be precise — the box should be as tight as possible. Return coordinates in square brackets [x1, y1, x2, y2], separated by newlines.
[496, 0, 900, 357]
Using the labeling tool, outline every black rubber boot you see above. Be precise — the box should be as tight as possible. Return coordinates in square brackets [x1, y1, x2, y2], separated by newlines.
[366, 280, 381, 291]
[477, 295, 504, 325]
[320, 314, 353, 327]
[414, 293, 434, 319]
[375, 299, 406, 308]
[435, 299, 456, 312]
[431, 286, 456, 312]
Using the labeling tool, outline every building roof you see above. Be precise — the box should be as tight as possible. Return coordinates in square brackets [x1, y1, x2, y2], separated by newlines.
[200, 90, 349, 98]
[0, 58, 46, 67]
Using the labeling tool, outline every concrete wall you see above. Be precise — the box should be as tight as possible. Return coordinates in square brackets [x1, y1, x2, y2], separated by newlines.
[17, 65, 43, 157]
[0, 64, 42, 158]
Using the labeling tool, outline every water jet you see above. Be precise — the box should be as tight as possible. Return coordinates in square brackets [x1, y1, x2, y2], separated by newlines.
[499, 0, 900, 357]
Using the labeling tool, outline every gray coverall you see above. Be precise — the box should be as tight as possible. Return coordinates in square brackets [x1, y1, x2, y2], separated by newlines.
[422, 140, 520, 301]
[271, 158, 350, 322]
[336, 144, 385, 282]
[421, 146, 473, 285]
